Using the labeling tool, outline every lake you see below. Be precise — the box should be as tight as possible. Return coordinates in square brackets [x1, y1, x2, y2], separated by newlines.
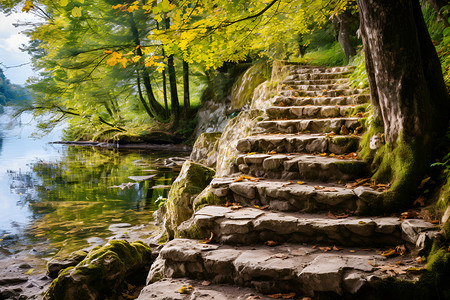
[0, 107, 185, 260]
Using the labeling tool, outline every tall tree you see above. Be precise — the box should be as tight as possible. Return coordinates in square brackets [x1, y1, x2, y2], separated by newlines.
[182, 60, 190, 119]
[357, 0, 450, 210]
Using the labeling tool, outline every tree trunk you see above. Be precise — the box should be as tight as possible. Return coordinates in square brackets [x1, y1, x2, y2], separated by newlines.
[165, 17, 180, 124]
[428, 0, 450, 27]
[162, 48, 169, 112]
[357, 0, 450, 210]
[332, 12, 356, 62]
[183, 60, 190, 119]
[157, 21, 169, 112]
[129, 14, 166, 119]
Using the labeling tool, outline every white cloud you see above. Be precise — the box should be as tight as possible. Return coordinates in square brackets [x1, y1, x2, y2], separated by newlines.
[0, 11, 39, 84]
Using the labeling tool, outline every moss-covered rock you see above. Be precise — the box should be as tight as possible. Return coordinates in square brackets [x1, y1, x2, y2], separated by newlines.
[193, 185, 226, 211]
[47, 249, 89, 279]
[231, 61, 270, 110]
[190, 132, 222, 169]
[216, 110, 264, 177]
[44, 240, 152, 300]
[163, 161, 215, 238]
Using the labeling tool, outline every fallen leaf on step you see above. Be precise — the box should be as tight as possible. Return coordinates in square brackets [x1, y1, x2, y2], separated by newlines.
[258, 205, 270, 210]
[319, 247, 332, 252]
[269, 151, 277, 154]
[355, 112, 364, 118]
[349, 250, 356, 253]
[340, 125, 349, 135]
[326, 132, 336, 137]
[268, 292, 296, 299]
[407, 267, 426, 274]
[432, 219, 440, 224]
[381, 249, 397, 257]
[265, 240, 279, 247]
[333, 245, 341, 251]
[201, 281, 211, 286]
[322, 187, 338, 192]
[400, 210, 419, 220]
[245, 296, 262, 300]
[319, 152, 327, 156]
[314, 186, 324, 190]
[199, 232, 214, 244]
[297, 181, 305, 185]
[358, 221, 366, 225]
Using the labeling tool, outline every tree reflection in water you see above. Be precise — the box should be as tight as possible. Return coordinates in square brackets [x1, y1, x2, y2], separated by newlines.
[6, 145, 183, 256]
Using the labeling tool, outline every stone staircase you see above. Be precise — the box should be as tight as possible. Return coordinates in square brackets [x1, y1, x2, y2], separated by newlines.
[142, 64, 438, 299]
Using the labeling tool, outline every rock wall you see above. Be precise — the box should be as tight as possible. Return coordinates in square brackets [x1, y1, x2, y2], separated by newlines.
[162, 161, 215, 238]
[193, 62, 271, 138]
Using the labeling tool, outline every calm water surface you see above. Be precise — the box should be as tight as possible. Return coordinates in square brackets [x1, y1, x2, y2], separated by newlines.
[0, 108, 183, 258]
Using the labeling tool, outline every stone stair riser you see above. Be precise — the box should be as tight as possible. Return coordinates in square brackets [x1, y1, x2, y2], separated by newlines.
[257, 118, 361, 134]
[191, 207, 429, 247]
[211, 179, 381, 215]
[285, 72, 352, 81]
[280, 84, 350, 91]
[279, 89, 363, 98]
[272, 95, 370, 106]
[285, 66, 356, 74]
[282, 78, 350, 86]
[266, 106, 354, 120]
[236, 135, 360, 155]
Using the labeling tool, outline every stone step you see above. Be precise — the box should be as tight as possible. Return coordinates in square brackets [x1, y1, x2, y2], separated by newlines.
[279, 88, 365, 98]
[188, 206, 434, 247]
[149, 238, 428, 297]
[211, 178, 379, 215]
[272, 94, 370, 106]
[257, 117, 361, 134]
[266, 105, 355, 120]
[285, 72, 353, 81]
[285, 65, 356, 74]
[236, 134, 360, 155]
[282, 78, 350, 86]
[280, 83, 350, 92]
[236, 153, 367, 182]
[139, 278, 272, 300]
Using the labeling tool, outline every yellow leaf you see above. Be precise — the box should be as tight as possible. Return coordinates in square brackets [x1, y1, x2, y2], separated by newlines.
[59, 0, 68, 7]
[297, 181, 305, 185]
[22, 0, 34, 12]
[26, 269, 34, 274]
[104, 50, 113, 54]
[79, 0, 84, 3]
[132, 56, 141, 62]
[112, 4, 122, 9]
[72, 6, 82, 17]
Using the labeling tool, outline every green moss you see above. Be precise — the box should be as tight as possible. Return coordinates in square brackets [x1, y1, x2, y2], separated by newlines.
[373, 134, 427, 212]
[44, 240, 152, 300]
[177, 223, 208, 240]
[193, 186, 226, 211]
[164, 161, 215, 237]
[359, 118, 384, 160]
[335, 161, 367, 178]
[231, 61, 270, 109]
[329, 136, 359, 153]
[349, 104, 369, 116]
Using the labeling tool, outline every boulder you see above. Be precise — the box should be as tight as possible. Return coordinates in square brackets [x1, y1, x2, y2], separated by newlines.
[163, 161, 215, 238]
[190, 132, 222, 168]
[47, 250, 89, 279]
[44, 240, 152, 300]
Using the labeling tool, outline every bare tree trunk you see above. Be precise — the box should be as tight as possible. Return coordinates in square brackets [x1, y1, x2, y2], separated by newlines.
[357, 0, 450, 210]
[183, 60, 190, 119]
[157, 21, 169, 112]
[165, 17, 180, 124]
[129, 14, 166, 119]
[332, 12, 356, 62]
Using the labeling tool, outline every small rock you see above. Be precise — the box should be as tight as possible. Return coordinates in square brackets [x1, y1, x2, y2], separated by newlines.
[18, 264, 32, 269]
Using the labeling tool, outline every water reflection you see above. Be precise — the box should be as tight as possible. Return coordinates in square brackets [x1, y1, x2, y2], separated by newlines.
[6, 145, 184, 256]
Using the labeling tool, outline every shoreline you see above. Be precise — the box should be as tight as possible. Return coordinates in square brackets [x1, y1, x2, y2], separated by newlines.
[49, 141, 192, 152]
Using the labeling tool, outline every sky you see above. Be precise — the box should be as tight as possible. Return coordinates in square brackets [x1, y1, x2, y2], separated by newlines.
[0, 11, 38, 85]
